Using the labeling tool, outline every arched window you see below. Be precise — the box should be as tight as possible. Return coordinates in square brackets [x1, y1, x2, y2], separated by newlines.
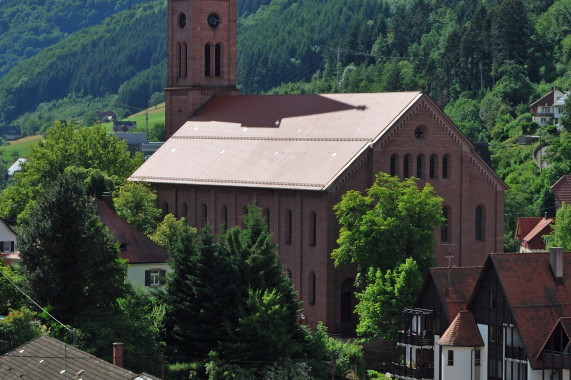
[263, 207, 270, 228]
[285, 209, 292, 244]
[309, 211, 316, 246]
[181, 202, 188, 220]
[390, 154, 398, 176]
[442, 154, 449, 179]
[204, 43, 211, 77]
[475, 205, 485, 241]
[404, 154, 411, 178]
[416, 154, 423, 179]
[221, 205, 228, 232]
[182, 42, 188, 77]
[177, 42, 182, 77]
[429, 154, 436, 179]
[201, 203, 208, 228]
[215, 43, 221, 77]
[309, 271, 316, 305]
[441, 206, 450, 243]
[341, 278, 355, 323]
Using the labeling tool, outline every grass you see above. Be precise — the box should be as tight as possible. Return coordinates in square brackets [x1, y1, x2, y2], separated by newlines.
[103, 102, 166, 133]
[0, 135, 42, 164]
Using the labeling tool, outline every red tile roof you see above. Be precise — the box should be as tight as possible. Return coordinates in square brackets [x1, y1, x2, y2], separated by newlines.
[438, 310, 484, 347]
[95, 199, 170, 264]
[486, 252, 571, 369]
[419, 266, 482, 323]
[552, 175, 571, 208]
[536, 317, 571, 360]
[514, 217, 543, 240]
[521, 218, 554, 251]
[530, 90, 555, 108]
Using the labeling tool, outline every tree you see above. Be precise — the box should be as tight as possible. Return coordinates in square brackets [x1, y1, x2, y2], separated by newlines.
[332, 172, 443, 284]
[114, 181, 162, 235]
[546, 203, 571, 250]
[0, 122, 143, 222]
[18, 172, 127, 325]
[0, 307, 44, 354]
[355, 258, 423, 341]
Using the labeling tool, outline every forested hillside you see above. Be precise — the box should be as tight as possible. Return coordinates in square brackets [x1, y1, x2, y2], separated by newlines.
[0, 0, 570, 249]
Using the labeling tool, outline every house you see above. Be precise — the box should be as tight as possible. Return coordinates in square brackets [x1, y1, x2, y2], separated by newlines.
[6, 157, 26, 178]
[392, 248, 571, 380]
[115, 132, 148, 155]
[128, 0, 507, 334]
[0, 335, 159, 379]
[95, 198, 170, 289]
[113, 121, 137, 133]
[552, 175, 571, 209]
[514, 216, 554, 252]
[530, 88, 569, 127]
[0, 218, 17, 266]
[97, 111, 117, 122]
[0, 126, 21, 141]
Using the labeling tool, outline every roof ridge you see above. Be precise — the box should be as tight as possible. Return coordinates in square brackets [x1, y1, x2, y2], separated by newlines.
[172, 136, 373, 142]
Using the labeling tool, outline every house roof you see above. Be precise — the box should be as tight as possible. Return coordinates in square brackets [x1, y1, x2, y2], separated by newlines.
[95, 199, 170, 264]
[438, 310, 484, 347]
[130, 92, 506, 192]
[531, 90, 557, 108]
[514, 217, 543, 240]
[521, 217, 553, 249]
[552, 175, 571, 207]
[0, 335, 142, 380]
[417, 266, 482, 323]
[477, 252, 571, 369]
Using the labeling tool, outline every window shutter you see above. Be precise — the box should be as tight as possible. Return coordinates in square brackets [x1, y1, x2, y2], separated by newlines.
[160, 270, 166, 285]
[0, 242, 3, 252]
[144, 270, 150, 286]
[10, 241, 14, 252]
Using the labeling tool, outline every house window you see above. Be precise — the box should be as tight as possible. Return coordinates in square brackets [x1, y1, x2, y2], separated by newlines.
[177, 42, 182, 77]
[475, 349, 481, 366]
[263, 208, 270, 228]
[390, 154, 398, 176]
[309, 211, 316, 246]
[162, 201, 169, 216]
[182, 42, 188, 77]
[285, 209, 292, 244]
[475, 205, 485, 241]
[489, 290, 497, 309]
[221, 205, 228, 232]
[489, 325, 502, 344]
[441, 206, 449, 243]
[542, 106, 550, 113]
[215, 43, 221, 77]
[145, 269, 165, 287]
[442, 154, 449, 179]
[341, 278, 354, 323]
[429, 154, 436, 179]
[416, 154, 423, 179]
[403, 154, 410, 178]
[201, 203, 208, 228]
[205, 43, 211, 77]
[447, 350, 454, 366]
[181, 202, 188, 220]
[309, 271, 316, 305]
[2, 241, 13, 253]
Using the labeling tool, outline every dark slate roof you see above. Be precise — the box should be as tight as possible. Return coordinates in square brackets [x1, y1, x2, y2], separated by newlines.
[417, 266, 482, 323]
[0, 335, 140, 380]
[95, 199, 170, 264]
[480, 252, 571, 369]
[438, 310, 484, 347]
[552, 175, 571, 208]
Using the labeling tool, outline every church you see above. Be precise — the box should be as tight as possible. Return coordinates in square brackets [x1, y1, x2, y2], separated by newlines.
[129, 0, 506, 334]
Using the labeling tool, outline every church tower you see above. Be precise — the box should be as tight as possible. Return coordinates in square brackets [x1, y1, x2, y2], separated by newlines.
[165, 0, 238, 138]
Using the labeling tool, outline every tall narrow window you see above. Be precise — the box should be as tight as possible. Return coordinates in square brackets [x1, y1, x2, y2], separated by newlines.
[263, 207, 270, 228]
[201, 203, 208, 228]
[183, 42, 188, 77]
[429, 154, 436, 179]
[215, 43, 221, 77]
[309, 211, 316, 246]
[403, 154, 410, 178]
[390, 154, 397, 176]
[475, 205, 485, 241]
[177, 43, 182, 77]
[285, 209, 292, 244]
[416, 154, 423, 179]
[205, 44, 211, 77]
[309, 272, 316, 305]
[441, 206, 449, 243]
[181, 202, 188, 220]
[447, 350, 454, 366]
[162, 201, 169, 216]
[341, 278, 354, 323]
[221, 205, 228, 232]
[475, 350, 481, 366]
[442, 154, 449, 179]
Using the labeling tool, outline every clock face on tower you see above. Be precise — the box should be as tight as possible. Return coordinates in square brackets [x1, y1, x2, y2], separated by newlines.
[207, 13, 220, 29]
[178, 13, 186, 29]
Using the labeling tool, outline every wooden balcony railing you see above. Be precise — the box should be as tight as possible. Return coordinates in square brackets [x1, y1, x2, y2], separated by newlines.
[391, 362, 434, 379]
[543, 350, 571, 369]
[398, 330, 434, 347]
[505, 345, 526, 361]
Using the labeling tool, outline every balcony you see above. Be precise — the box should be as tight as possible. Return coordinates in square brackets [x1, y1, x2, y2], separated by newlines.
[398, 330, 434, 347]
[391, 362, 434, 379]
[531, 111, 553, 118]
[543, 350, 571, 369]
[505, 345, 527, 361]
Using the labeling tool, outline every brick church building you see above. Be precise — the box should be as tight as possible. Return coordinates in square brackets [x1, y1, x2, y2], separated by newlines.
[130, 0, 506, 334]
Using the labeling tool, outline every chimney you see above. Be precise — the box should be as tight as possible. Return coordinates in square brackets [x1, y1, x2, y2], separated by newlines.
[113, 342, 124, 368]
[550, 247, 564, 281]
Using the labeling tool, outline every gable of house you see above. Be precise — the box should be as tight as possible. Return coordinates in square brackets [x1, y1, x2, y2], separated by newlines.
[552, 175, 571, 208]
